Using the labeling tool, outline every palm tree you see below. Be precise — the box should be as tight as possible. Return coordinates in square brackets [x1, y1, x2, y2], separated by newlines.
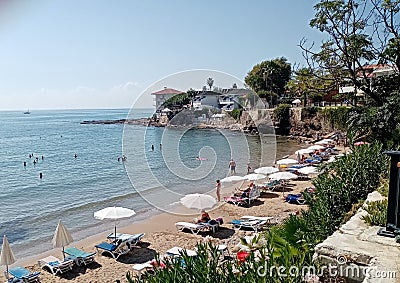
[206, 77, 214, 91]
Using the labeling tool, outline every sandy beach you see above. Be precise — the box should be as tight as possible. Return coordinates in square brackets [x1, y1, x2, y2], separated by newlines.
[2, 181, 312, 283]
[2, 144, 344, 283]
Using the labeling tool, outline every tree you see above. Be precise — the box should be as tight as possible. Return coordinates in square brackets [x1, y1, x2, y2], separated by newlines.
[206, 77, 214, 91]
[186, 88, 196, 108]
[286, 67, 332, 106]
[244, 57, 292, 95]
[300, 0, 400, 106]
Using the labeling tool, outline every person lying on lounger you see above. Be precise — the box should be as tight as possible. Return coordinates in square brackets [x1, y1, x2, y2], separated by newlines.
[196, 210, 211, 223]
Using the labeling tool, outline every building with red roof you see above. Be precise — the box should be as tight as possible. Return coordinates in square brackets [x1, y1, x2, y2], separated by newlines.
[151, 87, 184, 110]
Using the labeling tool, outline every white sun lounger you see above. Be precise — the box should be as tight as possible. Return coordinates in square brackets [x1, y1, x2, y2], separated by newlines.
[165, 247, 197, 257]
[175, 222, 210, 234]
[107, 233, 145, 246]
[38, 255, 74, 275]
[241, 216, 274, 222]
[230, 219, 267, 232]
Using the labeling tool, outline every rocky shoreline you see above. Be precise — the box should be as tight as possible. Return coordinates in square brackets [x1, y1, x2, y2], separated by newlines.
[81, 118, 150, 126]
[80, 109, 345, 144]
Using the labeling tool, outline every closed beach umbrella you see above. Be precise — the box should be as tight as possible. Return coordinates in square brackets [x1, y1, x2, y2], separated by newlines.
[297, 166, 318, 175]
[180, 193, 216, 210]
[276, 158, 298, 165]
[52, 220, 73, 258]
[269, 172, 298, 180]
[220, 175, 245, 183]
[94, 207, 136, 240]
[307, 145, 325, 151]
[0, 235, 16, 274]
[244, 173, 267, 181]
[254, 167, 279, 175]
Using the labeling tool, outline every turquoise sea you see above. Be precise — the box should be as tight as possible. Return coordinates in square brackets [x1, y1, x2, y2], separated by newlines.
[0, 109, 300, 260]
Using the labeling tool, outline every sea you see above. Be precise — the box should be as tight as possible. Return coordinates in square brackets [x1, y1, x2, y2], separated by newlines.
[0, 108, 301, 260]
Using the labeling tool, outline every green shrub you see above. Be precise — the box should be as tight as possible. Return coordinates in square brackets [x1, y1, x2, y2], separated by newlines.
[303, 106, 320, 117]
[362, 200, 388, 227]
[229, 109, 242, 121]
[273, 104, 291, 130]
[342, 200, 364, 224]
[321, 106, 351, 130]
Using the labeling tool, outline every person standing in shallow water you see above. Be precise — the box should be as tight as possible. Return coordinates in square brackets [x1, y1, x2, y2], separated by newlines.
[229, 159, 236, 175]
[215, 179, 221, 202]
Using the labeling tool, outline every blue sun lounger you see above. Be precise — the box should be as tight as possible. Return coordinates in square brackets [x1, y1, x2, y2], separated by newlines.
[95, 238, 133, 260]
[63, 247, 96, 266]
[8, 266, 40, 283]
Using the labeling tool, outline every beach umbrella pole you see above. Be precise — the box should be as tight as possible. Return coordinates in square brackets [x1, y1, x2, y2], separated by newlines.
[115, 221, 117, 242]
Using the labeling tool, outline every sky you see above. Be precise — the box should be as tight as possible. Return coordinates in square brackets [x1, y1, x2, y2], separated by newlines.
[0, 0, 324, 110]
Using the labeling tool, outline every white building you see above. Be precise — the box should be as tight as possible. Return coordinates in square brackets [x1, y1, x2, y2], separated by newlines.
[151, 87, 184, 110]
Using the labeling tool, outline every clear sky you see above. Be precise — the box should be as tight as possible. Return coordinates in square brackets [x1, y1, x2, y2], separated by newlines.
[0, 0, 323, 110]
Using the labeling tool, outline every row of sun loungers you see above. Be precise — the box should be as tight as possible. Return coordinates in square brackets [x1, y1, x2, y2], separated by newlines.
[7, 233, 146, 280]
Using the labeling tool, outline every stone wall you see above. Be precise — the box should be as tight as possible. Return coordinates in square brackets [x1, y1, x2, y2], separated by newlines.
[313, 191, 400, 283]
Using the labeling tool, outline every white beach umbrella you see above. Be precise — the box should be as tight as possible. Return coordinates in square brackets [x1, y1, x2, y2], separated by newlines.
[52, 220, 73, 259]
[294, 148, 314, 155]
[307, 145, 326, 151]
[276, 158, 298, 165]
[297, 166, 318, 175]
[220, 175, 245, 183]
[292, 99, 301, 104]
[327, 156, 336, 163]
[0, 235, 16, 275]
[244, 173, 267, 181]
[315, 139, 333, 145]
[94, 206, 136, 241]
[180, 194, 216, 210]
[254, 167, 279, 175]
[269, 172, 298, 180]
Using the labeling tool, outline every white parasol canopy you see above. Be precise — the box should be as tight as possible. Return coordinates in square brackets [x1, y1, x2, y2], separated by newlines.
[292, 99, 301, 104]
[254, 167, 279, 175]
[269, 172, 298, 180]
[180, 194, 216, 210]
[307, 145, 326, 151]
[0, 235, 16, 274]
[243, 173, 267, 181]
[276, 158, 298, 165]
[295, 148, 314, 155]
[94, 207, 136, 240]
[220, 175, 245, 183]
[52, 220, 73, 258]
[297, 166, 318, 175]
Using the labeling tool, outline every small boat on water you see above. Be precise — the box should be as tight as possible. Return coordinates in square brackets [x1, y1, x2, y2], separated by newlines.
[23, 109, 30, 114]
